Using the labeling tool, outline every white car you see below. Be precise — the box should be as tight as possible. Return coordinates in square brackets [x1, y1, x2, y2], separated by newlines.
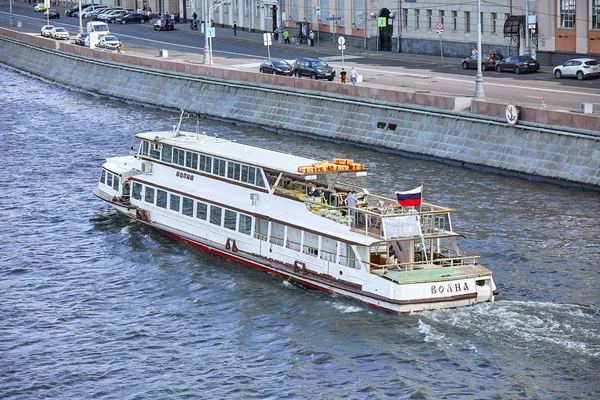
[96, 35, 121, 51]
[40, 24, 55, 37]
[81, 5, 108, 19]
[33, 3, 47, 12]
[51, 27, 70, 40]
[553, 58, 600, 80]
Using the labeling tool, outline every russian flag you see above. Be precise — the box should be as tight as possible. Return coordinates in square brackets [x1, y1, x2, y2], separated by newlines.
[395, 186, 422, 207]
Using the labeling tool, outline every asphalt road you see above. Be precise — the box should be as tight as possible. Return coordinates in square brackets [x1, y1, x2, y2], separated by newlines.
[2, 3, 600, 113]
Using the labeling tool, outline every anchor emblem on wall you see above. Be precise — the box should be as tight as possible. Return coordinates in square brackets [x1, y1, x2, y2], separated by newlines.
[505, 104, 519, 126]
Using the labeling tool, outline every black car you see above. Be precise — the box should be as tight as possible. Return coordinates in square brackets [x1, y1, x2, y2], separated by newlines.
[154, 18, 175, 31]
[259, 59, 294, 76]
[293, 57, 335, 80]
[495, 56, 540, 74]
[461, 53, 503, 71]
[66, 4, 97, 17]
[115, 13, 150, 24]
[44, 9, 60, 19]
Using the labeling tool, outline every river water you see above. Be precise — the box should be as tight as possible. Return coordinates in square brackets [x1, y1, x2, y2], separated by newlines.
[0, 65, 598, 399]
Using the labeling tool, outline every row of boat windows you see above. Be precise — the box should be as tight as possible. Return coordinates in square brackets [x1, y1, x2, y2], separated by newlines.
[132, 182, 253, 235]
[140, 141, 267, 188]
[100, 170, 120, 191]
[129, 180, 358, 268]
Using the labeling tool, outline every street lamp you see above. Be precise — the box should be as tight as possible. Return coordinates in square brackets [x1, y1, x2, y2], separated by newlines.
[203, 0, 232, 65]
[78, 0, 83, 34]
[473, 0, 485, 99]
[9, 0, 14, 27]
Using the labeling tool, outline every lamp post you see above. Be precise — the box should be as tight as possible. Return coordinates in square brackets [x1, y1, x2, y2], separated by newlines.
[524, 0, 530, 55]
[203, 0, 231, 65]
[473, 0, 485, 99]
[78, 0, 83, 34]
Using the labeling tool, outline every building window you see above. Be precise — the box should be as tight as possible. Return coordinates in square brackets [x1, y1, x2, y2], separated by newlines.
[415, 9, 420, 29]
[439, 10, 445, 26]
[353, 0, 364, 29]
[402, 9, 408, 29]
[594, 0, 600, 29]
[480, 12, 484, 32]
[559, 0, 575, 28]
[465, 11, 471, 33]
[492, 12, 497, 33]
[452, 10, 457, 31]
[427, 9, 432, 29]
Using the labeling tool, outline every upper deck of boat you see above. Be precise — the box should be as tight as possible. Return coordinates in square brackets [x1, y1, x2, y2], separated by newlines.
[137, 130, 322, 176]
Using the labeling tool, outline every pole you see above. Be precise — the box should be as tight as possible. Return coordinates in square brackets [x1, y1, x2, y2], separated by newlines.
[439, 33, 443, 63]
[203, 0, 210, 64]
[9, 0, 14, 27]
[363, 0, 367, 49]
[78, 0, 83, 34]
[276, 1, 283, 43]
[473, 0, 485, 99]
[524, 0, 530, 55]
[397, 0, 402, 53]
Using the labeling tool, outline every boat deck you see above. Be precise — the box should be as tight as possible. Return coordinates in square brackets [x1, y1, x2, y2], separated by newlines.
[375, 263, 492, 285]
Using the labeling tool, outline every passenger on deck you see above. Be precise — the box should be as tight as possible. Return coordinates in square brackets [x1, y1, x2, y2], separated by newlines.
[345, 192, 358, 226]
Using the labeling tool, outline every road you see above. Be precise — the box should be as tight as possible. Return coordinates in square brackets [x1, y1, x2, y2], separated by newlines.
[2, 3, 600, 112]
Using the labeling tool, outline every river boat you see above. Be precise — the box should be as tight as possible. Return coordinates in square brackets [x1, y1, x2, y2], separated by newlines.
[93, 113, 498, 313]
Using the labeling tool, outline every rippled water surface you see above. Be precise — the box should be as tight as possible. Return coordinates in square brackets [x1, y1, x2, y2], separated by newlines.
[0, 66, 598, 399]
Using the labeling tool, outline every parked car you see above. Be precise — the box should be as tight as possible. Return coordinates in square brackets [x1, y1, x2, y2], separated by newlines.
[115, 13, 150, 24]
[553, 58, 600, 80]
[103, 10, 129, 23]
[51, 27, 70, 40]
[259, 59, 294, 76]
[34, 3, 48, 12]
[293, 57, 335, 80]
[43, 9, 60, 19]
[495, 56, 540, 74]
[81, 5, 108, 19]
[461, 53, 503, 71]
[66, 4, 97, 17]
[96, 35, 121, 51]
[74, 32, 89, 46]
[154, 18, 175, 31]
[40, 24, 55, 37]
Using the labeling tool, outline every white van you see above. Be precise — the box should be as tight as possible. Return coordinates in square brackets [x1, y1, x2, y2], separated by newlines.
[86, 21, 110, 37]
[81, 5, 108, 19]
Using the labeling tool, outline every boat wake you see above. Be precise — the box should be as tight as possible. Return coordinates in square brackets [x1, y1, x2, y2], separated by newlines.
[416, 300, 600, 358]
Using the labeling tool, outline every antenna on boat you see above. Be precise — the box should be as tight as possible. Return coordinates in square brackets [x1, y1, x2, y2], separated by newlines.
[171, 109, 189, 136]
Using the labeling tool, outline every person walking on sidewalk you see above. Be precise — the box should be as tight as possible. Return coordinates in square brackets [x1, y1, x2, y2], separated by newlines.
[309, 30, 315, 47]
[233, 22, 237, 36]
[340, 68, 347, 84]
[283, 29, 290, 44]
[350, 67, 358, 85]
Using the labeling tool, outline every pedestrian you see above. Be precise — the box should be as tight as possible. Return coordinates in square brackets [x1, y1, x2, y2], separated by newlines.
[309, 30, 315, 47]
[170, 13, 175, 24]
[233, 22, 237, 36]
[273, 27, 279, 41]
[283, 29, 290, 44]
[340, 68, 347, 84]
[350, 67, 358, 85]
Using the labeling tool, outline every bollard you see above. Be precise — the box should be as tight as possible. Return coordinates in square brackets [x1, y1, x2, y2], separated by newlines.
[17, 21, 22, 28]
[159, 49, 168, 58]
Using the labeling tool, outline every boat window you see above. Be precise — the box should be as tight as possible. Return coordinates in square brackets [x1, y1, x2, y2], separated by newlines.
[255, 170, 266, 188]
[141, 140, 149, 156]
[227, 161, 234, 179]
[212, 158, 221, 176]
[149, 144, 160, 160]
[156, 189, 167, 208]
[234, 163, 241, 180]
[224, 210, 236, 230]
[218, 159, 226, 177]
[270, 222, 285, 246]
[238, 214, 252, 235]
[112, 175, 120, 191]
[303, 232, 319, 257]
[241, 165, 248, 183]
[107, 173, 113, 188]
[173, 148, 185, 166]
[200, 155, 212, 173]
[182, 197, 194, 217]
[255, 218, 268, 241]
[320, 237, 337, 263]
[100, 169, 106, 184]
[339, 243, 357, 269]
[161, 144, 172, 163]
[185, 151, 198, 170]
[209, 205, 222, 226]
[286, 227, 302, 251]
[248, 167, 256, 185]
[196, 202, 207, 220]
[170, 194, 180, 212]
[144, 187, 155, 204]
[132, 182, 142, 200]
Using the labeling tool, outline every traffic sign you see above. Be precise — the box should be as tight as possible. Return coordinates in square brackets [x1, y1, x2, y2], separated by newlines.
[338, 36, 345, 45]
[378, 17, 386, 28]
[326, 16, 342, 21]
[263, 33, 272, 46]
[436, 22, 444, 30]
[206, 27, 215, 38]
[316, 6, 320, 16]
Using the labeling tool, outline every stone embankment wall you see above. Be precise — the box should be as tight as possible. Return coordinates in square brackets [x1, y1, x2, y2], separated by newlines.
[0, 28, 598, 189]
